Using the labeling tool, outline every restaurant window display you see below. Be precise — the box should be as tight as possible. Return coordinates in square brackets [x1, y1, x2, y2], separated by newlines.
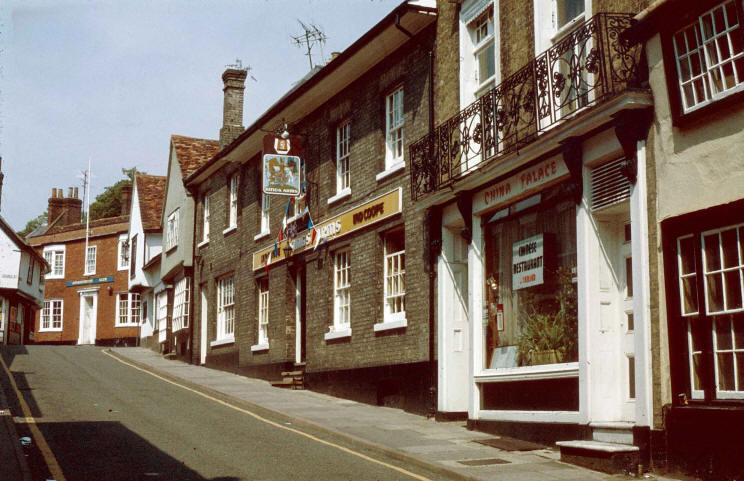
[483, 183, 577, 370]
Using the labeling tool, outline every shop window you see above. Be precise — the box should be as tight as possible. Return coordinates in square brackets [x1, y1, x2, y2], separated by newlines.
[483, 184, 577, 370]
[383, 228, 406, 323]
[672, 1, 744, 114]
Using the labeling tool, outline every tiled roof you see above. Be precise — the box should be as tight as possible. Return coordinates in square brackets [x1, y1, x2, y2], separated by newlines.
[28, 215, 129, 246]
[135, 173, 166, 231]
[171, 135, 219, 179]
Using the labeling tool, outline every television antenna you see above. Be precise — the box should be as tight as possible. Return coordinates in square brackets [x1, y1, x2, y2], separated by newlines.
[225, 58, 257, 82]
[291, 21, 328, 70]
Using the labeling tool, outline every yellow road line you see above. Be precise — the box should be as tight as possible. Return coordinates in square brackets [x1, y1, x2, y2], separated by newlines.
[104, 350, 433, 481]
[0, 355, 66, 481]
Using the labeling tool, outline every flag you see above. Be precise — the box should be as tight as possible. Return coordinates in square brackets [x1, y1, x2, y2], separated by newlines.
[278, 229, 284, 242]
[265, 251, 272, 274]
[310, 228, 318, 248]
[313, 231, 322, 251]
[273, 242, 278, 256]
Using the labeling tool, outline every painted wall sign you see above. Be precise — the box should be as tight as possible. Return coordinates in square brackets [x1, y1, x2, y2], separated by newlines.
[65, 276, 114, 287]
[253, 188, 402, 271]
[512, 234, 544, 290]
[262, 134, 303, 196]
[473, 156, 569, 215]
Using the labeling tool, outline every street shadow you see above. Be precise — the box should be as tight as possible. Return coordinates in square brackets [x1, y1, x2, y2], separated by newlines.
[22, 420, 241, 481]
[0, 345, 43, 418]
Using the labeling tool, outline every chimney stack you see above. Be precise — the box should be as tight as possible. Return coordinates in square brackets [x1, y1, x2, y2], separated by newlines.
[48, 188, 64, 224]
[219, 67, 248, 149]
[120, 184, 132, 216]
[48, 186, 82, 227]
[74, 187, 79, 199]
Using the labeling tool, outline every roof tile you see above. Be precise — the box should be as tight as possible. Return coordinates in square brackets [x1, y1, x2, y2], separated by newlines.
[135, 174, 167, 231]
[171, 135, 219, 179]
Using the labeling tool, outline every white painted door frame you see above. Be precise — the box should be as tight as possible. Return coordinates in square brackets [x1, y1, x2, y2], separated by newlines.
[78, 289, 98, 345]
[200, 287, 208, 364]
[295, 269, 303, 365]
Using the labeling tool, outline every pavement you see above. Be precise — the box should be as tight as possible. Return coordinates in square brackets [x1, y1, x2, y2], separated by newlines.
[0, 356, 32, 481]
[105, 346, 694, 481]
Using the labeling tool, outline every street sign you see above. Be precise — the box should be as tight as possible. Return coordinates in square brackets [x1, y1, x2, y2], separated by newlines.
[262, 134, 303, 196]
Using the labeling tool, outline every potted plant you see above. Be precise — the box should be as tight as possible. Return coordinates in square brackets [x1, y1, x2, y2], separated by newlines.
[517, 266, 578, 366]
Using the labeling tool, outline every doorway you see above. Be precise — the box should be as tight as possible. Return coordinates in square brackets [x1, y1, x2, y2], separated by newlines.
[200, 286, 208, 365]
[78, 292, 97, 345]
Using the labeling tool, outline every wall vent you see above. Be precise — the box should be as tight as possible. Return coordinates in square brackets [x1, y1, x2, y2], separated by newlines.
[591, 158, 631, 211]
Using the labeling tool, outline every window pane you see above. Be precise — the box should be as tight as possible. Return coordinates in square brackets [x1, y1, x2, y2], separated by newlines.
[721, 228, 740, 268]
[682, 276, 699, 314]
[717, 352, 735, 390]
[724, 270, 743, 309]
[692, 353, 704, 391]
[628, 357, 636, 399]
[716, 317, 733, 350]
[705, 233, 722, 271]
[737, 352, 744, 391]
[626, 257, 633, 298]
[707, 273, 725, 312]
[735, 317, 744, 348]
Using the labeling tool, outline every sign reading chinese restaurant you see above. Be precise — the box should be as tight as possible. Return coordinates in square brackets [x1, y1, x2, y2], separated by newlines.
[253, 188, 402, 271]
[512, 234, 544, 290]
[262, 134, 302, 196]
[473, 156, 569, 215]
[66, 276, 114, 288]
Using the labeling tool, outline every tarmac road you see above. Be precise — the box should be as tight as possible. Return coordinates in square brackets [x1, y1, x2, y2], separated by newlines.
[0, 344, 455, 481]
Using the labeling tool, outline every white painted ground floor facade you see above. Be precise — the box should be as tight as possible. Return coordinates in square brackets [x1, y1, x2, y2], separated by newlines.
[436, 126, 654, 442]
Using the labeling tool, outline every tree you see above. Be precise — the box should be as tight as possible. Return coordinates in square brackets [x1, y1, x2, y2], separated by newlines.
[89, 167, 144, 221]
[16, 211, 47, 238]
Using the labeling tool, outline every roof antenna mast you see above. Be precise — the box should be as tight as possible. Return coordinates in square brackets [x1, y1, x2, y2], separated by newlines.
[291, 21, 328, 70]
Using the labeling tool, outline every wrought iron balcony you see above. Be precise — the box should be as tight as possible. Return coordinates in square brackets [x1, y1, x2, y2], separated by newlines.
[410, 13, 644, 201]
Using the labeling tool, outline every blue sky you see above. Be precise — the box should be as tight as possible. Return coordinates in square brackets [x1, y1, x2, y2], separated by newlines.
[0, 0, 402, 231]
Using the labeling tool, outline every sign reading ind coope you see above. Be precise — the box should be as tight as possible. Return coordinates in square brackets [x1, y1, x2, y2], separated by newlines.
[512, 234, 544, 290]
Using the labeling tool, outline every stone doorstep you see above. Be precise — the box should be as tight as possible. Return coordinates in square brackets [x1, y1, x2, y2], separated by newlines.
[556, 440, 639, 453]
[556, 440, 640, 475]
[589, 422, 635, 444]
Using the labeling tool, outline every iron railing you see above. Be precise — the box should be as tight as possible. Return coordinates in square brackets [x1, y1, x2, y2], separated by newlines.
[410, 13, 644, 200]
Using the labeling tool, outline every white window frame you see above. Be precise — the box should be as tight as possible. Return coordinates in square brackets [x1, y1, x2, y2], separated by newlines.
[336, 122, 351, 196]
[257, 193, 271, 238]
[673, 1, 744, 113]
[473, 9, 496, 96]
[384, 87, 404, 171]
[117, 234, 129, 270]
[701, 223, 744, 315]
[116, 292, 140, 327]
[333, 249, 351, 330]
[383, 230, 406, 324]
[201, 194, 210, 244]
[257, 277, 269, 345]
[43, 245, 65, 279]
[156, 290, 168, 331]
[227, 175, 238, 230]
[84, 245, 97, 276]
[40, 299, 63, 332]
[166, 209, 180, 251]
[172, 277, 191, 332]
[216, 276, 235, 343]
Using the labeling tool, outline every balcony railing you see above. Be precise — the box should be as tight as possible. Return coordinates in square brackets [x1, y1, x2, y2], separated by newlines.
[410, 13, 644, 200]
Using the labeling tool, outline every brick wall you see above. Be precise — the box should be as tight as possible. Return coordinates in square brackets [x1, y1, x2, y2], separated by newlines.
[194, 25, 437, 382]
[500, 0, 535, 78]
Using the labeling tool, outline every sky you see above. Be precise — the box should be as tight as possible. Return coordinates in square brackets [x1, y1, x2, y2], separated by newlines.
[0, 0, 403, 231]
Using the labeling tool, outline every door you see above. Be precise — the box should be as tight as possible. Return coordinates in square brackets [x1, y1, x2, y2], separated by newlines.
[78, 292, 97, 345]
[295, 266, 306, 364]
[200, 287, 208, 364]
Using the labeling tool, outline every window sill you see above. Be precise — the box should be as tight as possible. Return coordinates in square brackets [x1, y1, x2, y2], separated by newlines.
[373, 318, 407, 332]
[474, 362, 579, 383]
[197, 239, 210, 249]
[254, 230, 270, 241]
[84, 271, 96, 276]
[166, 244, 178, 254]
[324, 327, 351, 341]
[375, 161, 405, 182]
[327, 188, 351, 205]
[250, 342, 269, 352]
[45, 275, 64, 280]
[210, 337, 235, 348]
[38, 327, 63, 333]
[115, 323, 139, 328]
[117, 265, 129, 271]
[222, 225, 237, 236]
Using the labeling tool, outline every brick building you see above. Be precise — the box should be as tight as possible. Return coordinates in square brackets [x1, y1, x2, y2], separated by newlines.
[185, 0, 441, 413]
[410, 0, 658, 471]
[28, 188, 137, 345]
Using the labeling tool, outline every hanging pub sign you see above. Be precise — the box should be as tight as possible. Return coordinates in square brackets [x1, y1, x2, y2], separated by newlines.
[262, 134, 302, 196]
[512, 234, 544, 290]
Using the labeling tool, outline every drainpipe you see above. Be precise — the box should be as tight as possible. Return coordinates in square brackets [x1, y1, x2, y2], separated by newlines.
[188, 187, 198, 365]
[394, 13, 414, 39]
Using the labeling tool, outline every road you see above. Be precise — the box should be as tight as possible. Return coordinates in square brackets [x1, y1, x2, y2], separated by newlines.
[0, 345, 455, 481]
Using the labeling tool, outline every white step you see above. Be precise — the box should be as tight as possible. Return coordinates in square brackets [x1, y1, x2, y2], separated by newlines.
[556, 440, 639, 453]
[590, 422, 634, 444]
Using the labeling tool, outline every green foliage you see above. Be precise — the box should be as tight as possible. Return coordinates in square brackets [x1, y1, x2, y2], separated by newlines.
[16, 211, 47, 238]
[517, 266, 578, 365]
[88, 167, 143, 221]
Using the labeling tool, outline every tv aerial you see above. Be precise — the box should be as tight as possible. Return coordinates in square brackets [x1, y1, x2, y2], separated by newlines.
[225, 58, 257, 82]
[291, 21, 328, 70]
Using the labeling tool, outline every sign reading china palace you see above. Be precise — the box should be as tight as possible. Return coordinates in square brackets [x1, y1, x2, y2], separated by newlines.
[252, 188, 402, 271]
[472, 156, 569, 215]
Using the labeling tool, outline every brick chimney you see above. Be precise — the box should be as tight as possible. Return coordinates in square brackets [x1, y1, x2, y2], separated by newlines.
[219, 67, 247, 149]
[48, 187, 82, 227]
[120, 184, 132, 216]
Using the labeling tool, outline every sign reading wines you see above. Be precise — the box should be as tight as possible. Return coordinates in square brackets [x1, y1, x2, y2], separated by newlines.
[512, 234, 544, 290]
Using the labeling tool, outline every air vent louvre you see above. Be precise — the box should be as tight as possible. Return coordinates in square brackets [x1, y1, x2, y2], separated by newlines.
[591, 158, 630, 211]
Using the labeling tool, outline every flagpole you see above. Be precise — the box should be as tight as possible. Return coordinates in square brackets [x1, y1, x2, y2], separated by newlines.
[84, 157, 91, 261]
